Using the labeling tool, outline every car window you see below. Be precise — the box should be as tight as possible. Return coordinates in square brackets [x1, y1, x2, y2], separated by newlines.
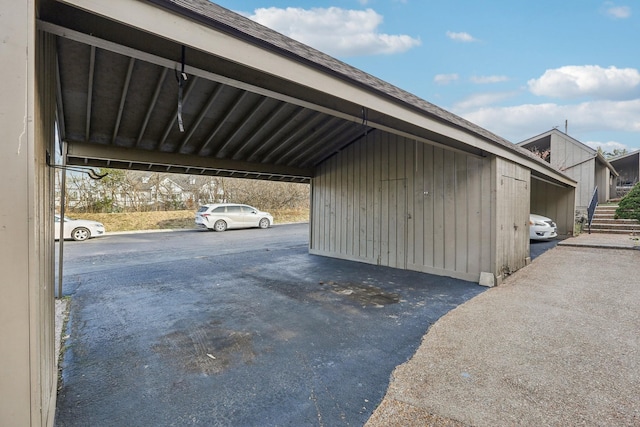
[227, 206, 242, 213]
[213, 206, 225, 213]
[197, 206, 209, 213]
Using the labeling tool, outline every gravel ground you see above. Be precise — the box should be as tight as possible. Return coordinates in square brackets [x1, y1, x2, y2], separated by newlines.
[367, 244, 640, 426]
[557, 232, 640, 249]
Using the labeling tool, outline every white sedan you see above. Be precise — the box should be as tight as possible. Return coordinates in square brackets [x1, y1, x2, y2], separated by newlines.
[529, 214, 557, 241]
[55, 214, 106, 241]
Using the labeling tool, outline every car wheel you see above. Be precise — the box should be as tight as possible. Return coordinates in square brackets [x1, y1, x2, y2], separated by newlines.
[213, 220, 227, 232]
[258, 218, 270, 229]
[71, 227, 90, 241]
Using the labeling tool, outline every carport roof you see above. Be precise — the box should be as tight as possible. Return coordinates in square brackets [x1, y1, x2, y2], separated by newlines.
[609, 149, 640, 163]
[39, 0, 576, 186]
[609, 149, 640, 181]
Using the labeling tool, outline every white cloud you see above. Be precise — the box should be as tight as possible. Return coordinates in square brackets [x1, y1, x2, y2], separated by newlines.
[604, 3, 631, 18]
[248, 7, 421, 57]
[434, 73, 459, 85]
[446, 31, 477, 42]
[584, 140, 629, 152]
[433, 74, 460, 86]
[470, 75, 509, 84]
[528, 65, 640, 100]
[453, 91, 519, 110]
[456, 99, 640, 143]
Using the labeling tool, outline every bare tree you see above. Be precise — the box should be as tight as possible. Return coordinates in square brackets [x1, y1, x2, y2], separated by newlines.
[598, 146, 628, 159]
[65, 171, 101, 212]
[222, 178, 309, 210]
[58, 168, 310, 213]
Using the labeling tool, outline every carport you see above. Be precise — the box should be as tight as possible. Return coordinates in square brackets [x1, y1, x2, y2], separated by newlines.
[1, 0, 576, 425]
[609, 150, 640, 197]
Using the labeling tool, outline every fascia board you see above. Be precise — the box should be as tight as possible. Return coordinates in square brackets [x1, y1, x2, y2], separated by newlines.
[65, 143, 314, 179]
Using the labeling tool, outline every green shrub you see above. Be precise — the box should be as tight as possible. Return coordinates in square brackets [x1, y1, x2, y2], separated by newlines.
[615, 182, 640, 221]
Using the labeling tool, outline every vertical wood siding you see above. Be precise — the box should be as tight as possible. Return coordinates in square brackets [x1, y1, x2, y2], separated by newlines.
[311, 131, 493, 282]
[35, 30, 58, 427]
[564, 159, 596, 209]
[493, 158, 531, 279]
[550, 133, 596, 209]
[594, 163, 610, 203]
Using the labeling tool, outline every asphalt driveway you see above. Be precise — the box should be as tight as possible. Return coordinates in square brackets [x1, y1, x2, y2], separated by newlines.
[55, 224, 484, 426]
[529, 238, 560, 260]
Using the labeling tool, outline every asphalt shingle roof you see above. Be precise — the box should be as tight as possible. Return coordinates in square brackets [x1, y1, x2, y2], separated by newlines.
[152, 0, 524, 154]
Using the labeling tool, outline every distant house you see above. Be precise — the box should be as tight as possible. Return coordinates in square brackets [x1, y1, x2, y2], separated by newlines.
[608, 150, 640, 198]
[518, 129, 618, 218]
[126, 173, 228, 209]
[125, 173, 224, 210]
[134, 174, 188, 209]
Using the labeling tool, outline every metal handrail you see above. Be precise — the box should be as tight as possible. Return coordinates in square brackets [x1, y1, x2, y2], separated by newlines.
[587, 186, 598, 234]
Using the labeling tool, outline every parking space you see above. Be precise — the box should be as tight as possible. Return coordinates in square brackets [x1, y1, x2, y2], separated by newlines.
[55, 224, 485, 426]
[530, 238, 562, 260]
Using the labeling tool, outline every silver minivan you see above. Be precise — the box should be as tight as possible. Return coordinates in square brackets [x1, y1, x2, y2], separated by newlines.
[195, 203, 273, 232]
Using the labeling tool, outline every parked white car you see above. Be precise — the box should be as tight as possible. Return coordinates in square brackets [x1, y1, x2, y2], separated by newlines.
[55, 214, 106, 241]
[529, 214, 557, 240]
[195, 203, 273, 232]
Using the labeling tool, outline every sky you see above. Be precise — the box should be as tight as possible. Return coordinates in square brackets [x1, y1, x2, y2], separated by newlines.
[212, 0, 640, 154]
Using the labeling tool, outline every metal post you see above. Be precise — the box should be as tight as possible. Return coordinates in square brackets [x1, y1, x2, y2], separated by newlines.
[587, 186, 598, 235]
[57, 142, 67, 298]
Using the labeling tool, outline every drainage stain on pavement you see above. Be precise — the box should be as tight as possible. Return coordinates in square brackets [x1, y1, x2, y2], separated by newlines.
[153, 320, 256, 375]
[56, 232, 486, 426]
[323, 281, 401, 307]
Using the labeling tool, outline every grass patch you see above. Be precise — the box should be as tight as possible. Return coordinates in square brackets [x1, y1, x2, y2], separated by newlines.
[70, 208, 309, 232]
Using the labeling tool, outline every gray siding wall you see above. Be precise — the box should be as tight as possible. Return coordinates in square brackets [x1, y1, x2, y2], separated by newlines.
[563, 159, 596, 209]
[34, 30, 58, 427]
[310, 130, 493, 282]
[595, 162, 610, 203]
[493, 158, 530, 280]
[550, 133, 596, 209]
[0, 23, 57, 426]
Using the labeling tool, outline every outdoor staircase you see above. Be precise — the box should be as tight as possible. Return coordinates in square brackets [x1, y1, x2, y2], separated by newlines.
[589, 205, 640, 235]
